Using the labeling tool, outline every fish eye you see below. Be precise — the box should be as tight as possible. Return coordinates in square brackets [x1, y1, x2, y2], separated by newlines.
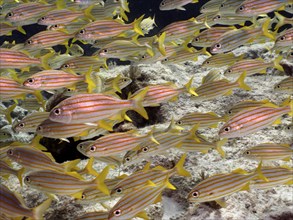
[26, 78, 34, 84]
[25, 176, 31, 183]
[7, 149, 13, 156]
[220, 4, 224, 7]
[192, 191, 199, 198]
[81, 194, 86, 199]
[215, 15, 221, 20]
[142, 146, 149, 152]
[227, 69, 232, 73]
[224, 126, 230, 132]
[276, 85, 280, 88]
[161, 2, 165, 6]
[37, 126, 42, 132]
[176, 120, 182, 125]
[215, 43, 221, 49]
[18, 122, 25, 127]
[27, 40, 33, 45]
[53, 108, 61, 115]
[202, 6, 205, 9]
[79, 29, 85, 34]
[123, 78, 128, 82]
[141, 55, 146, 59]
[239, 5, 245, 11]
[290, 52, 293, 56]
[6, 12, 13, 17]
[115, 188, 122, 193]
[245, 151, 250, 155]
[63, 64, 70, 68]
[125, 157, 130, 162]
[41, 17, 46, 20]
[54, 24, 59, 28]
[164, 58, 168, 62]
[206, 61, 210, 64]
[194, 37, 199, 42]
[79, 144, 84, 149]
[102, 49, 108, 53]
[113, 209, 122, 216]
[279, 36, 286, 41]
[90, 146, 96, 152]
[228, 110, 232, 114]
[288, 4, 292, 8]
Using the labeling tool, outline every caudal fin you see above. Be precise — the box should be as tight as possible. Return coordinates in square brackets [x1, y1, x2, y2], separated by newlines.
[236, 72, 251, 91]
[131, 87, 149, 119]
[173, 153, 191, 177]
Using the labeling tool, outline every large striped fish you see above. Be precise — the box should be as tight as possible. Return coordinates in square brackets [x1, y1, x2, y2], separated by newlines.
[0, 184, 51, 219]
[49, 88, 149, 124]
[219, 99, 292, 138]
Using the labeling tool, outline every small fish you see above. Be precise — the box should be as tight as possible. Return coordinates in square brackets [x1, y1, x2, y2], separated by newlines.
[111, 154, 190, 196]
[161, 48, 201, 64]
[274, 28, 293, 48]
[0, 160, 23, 183]
[212, 13, 256, 26]
[193, 73, 251, 101]
[140, 15, 157, 34]
[75, 16, 144, 41]
[60, 56, 106, 73]
[201, 52, 244, 68]
[0, 130, 12, 142]
[130, 78, 197, 107]
[188, 163, 267, 207]
[37, 9, 84, 25]
[224, 56, 284, 77]
[48, 19, 89, 34]
[250, 166, 293, 190]
[191, 27, 234, 47]
[200, 0, 223, 13]
[0, 184, 51, 219]
[218, 0, 244, 14]
[24, 30, 74, 49]
[0, 22, 26, 36]
[77, 211, 109, 220]
[24, 166, 110, 197]
[83, 130, 158, 157]
[236, 0, 287, 16]
[0, 77, 35, 101]
[175, 111, 226, 128]
[179, 135, 227, 157]
[243, 143, 293, 162]
[159, 0, 198, 11]
[226, 99, 271, 117]
[49, 88, 149, 124]
[22, 70, 85, 91]
[219, 99, 292, 138]
[7, 146, 79, 173]
[5, 2, 54, 25]
[13, 112, 49, 133]
[36, 119, 99, 140]
[274, 77, 293, 94]
[101, 74, 132, 94]
[108, 179, 175, 220]
[0, 48, 41, 70]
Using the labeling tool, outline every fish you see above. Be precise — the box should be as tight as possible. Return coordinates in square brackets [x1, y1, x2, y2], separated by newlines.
[218, 0, 244, 14]
[60, 56, 106, 73]
[159, 0, 198, 11]
[5, 2, 55, 25]
[0, 22, 26, 36]
[77, 211, 109, 220]
[212, 13, 256, 26]
[111, 154, 190, 196]
[19, 97, 44, 111]
[24, 166, 110, 197]
[250, 166, 293, 189]
[274, 28, 293, 48]
[0, 48, 41, 70]
[243, 143, 293, 161]
[37, 9, 85, 25]
[219, 99, 293, 138]
[96, 40, 149, 60]
[236, 0, 287, 16]
[0, 77, 36, 101]
[284, 3, 293, 13]
[48, 88, 149, 124]
[0, 184, 51, 219]
[226, 99, 271, 117]
[101, 74, 132, 94]
[210, 20, 273, 54]
[193, 73, 251, 101]
[200, 0, 223, 13]
[83, 130, 158, 157]
[224, 56, 284, 77]
[75, 16, 144, 41]
[0, 130, 12, 142]
[201, 52, 244, 68]
[175, 111, 227, 128]
[140, 15, 157, 34]
[22, 70, 86, 91]
[274, 77, 293, 94]
[48, 19, 89, 34]
[6, 146, 80, 173]
[37, 119, 101, 140]
[108, 178, 175, 220]
[188, 162, 268, 207]
[13, 112, 49, 133]
[191, 27, 235, 47]
[161, 47, 202, 64]
[201, 70, 223, 84]
[24, 30, 74, 49]
[178, 135, 227, 157]
[130, 78, 197, 107]
[0, 160, 23, 184]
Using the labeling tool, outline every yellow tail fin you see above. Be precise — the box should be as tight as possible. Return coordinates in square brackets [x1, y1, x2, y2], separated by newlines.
[236, 72, 251, 91]
[174, 153, 191, 177]
[130, 87, 149, 119]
